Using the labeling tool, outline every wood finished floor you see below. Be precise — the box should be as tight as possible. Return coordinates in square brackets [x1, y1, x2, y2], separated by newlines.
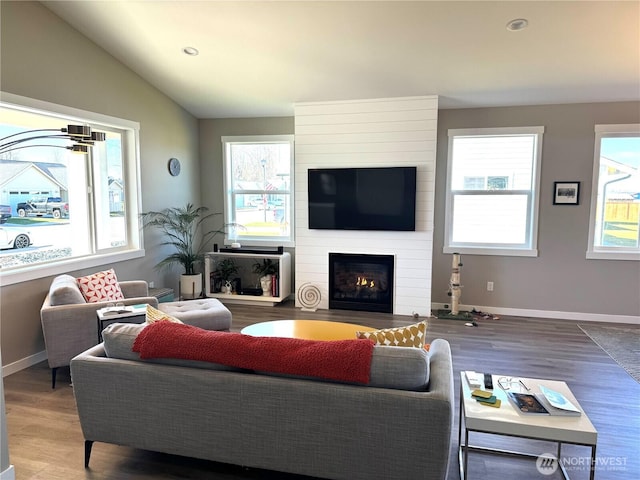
[4, 301, 639, 480]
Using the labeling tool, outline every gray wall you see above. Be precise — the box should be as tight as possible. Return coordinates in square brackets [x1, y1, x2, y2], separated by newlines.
[433, 103, 640, 318]
[0, 1, 201, 367]
[201, 105, 640, 319]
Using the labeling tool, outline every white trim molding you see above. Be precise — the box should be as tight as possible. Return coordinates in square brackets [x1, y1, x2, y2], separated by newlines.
[432, 302, 640, 325]
[1, 350, 47, 378]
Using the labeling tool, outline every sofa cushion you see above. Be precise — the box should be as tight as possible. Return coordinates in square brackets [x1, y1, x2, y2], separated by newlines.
[102, 323, 147, 360]
[48, 274, 86, 306]
[133, 322, 374, 385]
[101, 323, 245, 372]
[145, 304, 183, 324]
[101, 322, 429, 391]
[258, 345, 429, 391]
[355, 320, 427, 348]
[77, 269, 125, 303]
[369, 346, 429, 390]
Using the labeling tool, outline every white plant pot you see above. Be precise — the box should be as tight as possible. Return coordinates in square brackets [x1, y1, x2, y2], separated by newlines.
[180, 273, 202, 299]
[260, 275, 272, 297]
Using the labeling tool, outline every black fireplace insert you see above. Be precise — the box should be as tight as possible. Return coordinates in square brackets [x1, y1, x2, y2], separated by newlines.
[329, 253, 394, 313]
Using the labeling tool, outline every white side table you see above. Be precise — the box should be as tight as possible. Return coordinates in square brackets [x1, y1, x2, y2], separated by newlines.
[459, 372, 597, 480]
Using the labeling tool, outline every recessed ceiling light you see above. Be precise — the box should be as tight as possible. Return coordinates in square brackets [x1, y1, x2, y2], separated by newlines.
[182, 46, 199, 56]
[506, 18, 529, 32]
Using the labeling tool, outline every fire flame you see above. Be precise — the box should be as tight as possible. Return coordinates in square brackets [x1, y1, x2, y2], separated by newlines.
[356, 277, 375, 288]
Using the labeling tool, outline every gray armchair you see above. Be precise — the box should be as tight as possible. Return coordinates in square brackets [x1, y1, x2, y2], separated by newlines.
[40, 274, 158, 388]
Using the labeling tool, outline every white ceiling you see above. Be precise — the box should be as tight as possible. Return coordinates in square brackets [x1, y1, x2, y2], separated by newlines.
[43, 0, 640, 119]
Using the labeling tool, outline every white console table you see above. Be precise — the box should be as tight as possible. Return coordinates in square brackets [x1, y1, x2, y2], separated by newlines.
[204, 251, 291, 306]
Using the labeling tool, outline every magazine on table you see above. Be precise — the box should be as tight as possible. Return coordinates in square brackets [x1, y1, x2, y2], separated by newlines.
[101, 306, 134, 316]
[507, 392, 549, 414]
[508, 388, 582, 416]
[537, 385, 582, 416]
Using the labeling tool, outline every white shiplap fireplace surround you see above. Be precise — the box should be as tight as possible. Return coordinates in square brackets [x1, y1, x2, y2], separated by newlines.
[294, 96, 438, 316]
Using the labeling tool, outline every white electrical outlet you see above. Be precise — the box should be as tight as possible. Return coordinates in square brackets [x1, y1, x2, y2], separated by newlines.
[149, 281, 155, 288]
[487, 281, 494, 292]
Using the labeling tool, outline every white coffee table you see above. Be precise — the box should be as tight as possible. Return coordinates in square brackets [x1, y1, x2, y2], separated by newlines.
[96, 304, 147, 341]
[459, 372, 597, 480]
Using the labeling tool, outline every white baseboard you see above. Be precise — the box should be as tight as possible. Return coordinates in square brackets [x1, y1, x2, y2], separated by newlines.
[1, 465, 15, 480]
[431, 303, 640, 325]
[2, 350, 47, 378]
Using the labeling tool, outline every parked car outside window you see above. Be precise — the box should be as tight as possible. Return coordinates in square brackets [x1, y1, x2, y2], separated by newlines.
[0, 226, 31, 250]
[0, 205, 11, 224]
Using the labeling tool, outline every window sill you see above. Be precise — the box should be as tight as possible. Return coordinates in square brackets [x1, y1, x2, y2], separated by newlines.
[0, 249, 145, 286]
[444, 246, 538, 257]
[586, 250, 640, 261]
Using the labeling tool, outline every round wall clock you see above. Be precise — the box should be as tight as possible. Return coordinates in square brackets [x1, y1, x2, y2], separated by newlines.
[168, 157, 181, 176]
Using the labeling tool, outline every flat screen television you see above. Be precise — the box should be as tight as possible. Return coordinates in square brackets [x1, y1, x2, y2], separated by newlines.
[308, 166, 417, 231]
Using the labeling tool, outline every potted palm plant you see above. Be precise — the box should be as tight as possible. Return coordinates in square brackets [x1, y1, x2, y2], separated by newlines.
[141, 203, 225, 299]
[252, 258, 278, 296]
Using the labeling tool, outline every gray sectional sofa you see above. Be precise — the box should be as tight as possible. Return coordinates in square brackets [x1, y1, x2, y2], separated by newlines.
[70, 322, 454, 480]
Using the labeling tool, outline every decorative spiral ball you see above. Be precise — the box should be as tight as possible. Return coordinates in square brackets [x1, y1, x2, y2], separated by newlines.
[297, 283, 321, 310]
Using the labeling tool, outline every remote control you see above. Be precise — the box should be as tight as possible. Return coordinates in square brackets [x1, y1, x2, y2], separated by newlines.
[484, 373, 493, 389]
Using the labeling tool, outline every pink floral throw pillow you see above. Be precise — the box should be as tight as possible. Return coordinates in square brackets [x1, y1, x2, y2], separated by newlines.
[77, 269, 125, 303]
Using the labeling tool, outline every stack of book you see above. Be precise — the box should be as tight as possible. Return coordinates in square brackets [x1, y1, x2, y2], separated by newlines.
[508, 385, 581, 416]
[471, 389, 501, 408]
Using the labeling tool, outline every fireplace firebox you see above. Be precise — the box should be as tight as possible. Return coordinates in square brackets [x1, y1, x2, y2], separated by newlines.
[329, 253, 394, 313]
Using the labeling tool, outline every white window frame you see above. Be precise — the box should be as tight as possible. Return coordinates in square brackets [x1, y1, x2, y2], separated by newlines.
[444, 126, 544, 257]
[586, 124, 640, 261]
[0, 92, 143, 286]
[222, 135, 295, 247]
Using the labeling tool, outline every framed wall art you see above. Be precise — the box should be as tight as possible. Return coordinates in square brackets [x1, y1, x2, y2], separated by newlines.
[553, 181, 580, 205]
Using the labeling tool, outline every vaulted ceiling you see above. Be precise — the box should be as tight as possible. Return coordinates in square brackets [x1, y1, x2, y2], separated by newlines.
[43, 1, 640, 119]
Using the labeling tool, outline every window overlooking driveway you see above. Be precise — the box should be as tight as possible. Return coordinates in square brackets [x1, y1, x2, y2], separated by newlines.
[0, 93, 143, 285]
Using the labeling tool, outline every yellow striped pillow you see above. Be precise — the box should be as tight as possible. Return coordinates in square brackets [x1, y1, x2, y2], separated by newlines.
[145, 304, 183, 324]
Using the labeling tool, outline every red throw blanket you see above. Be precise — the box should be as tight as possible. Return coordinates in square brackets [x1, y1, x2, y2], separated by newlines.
[132, 322, 374, 384]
